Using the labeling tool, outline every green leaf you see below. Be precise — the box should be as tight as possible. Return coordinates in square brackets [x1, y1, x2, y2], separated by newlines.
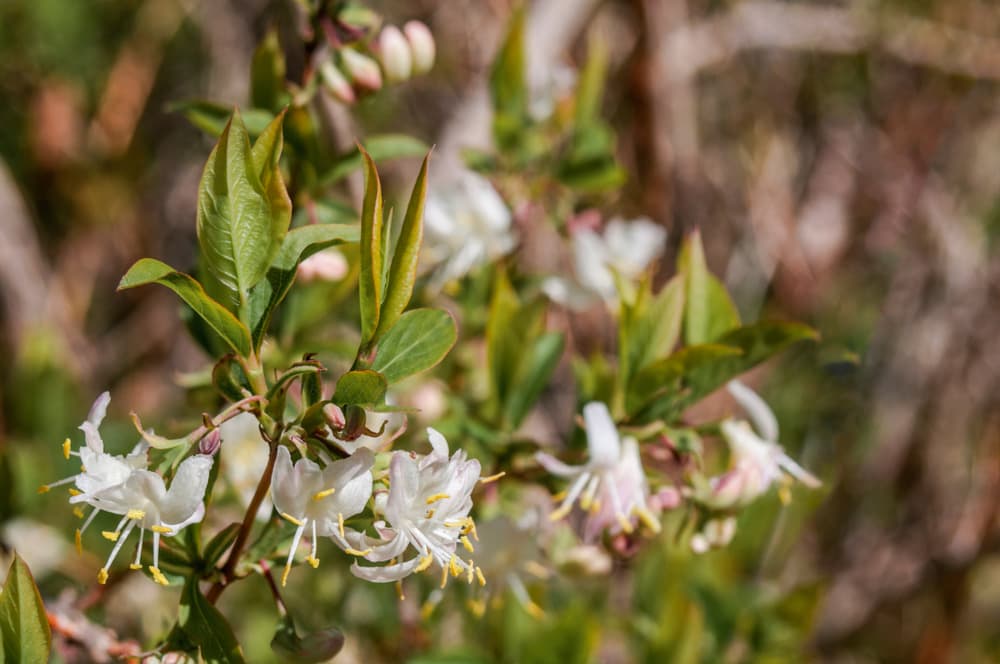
[625, 275, 685, 381]
[271, 614, 344, 663]
[119, 258, 252, 356]
[490, 5, 528, 149]
[372, 308, 457, 384]
[318, 135, 430, 187]
[247, 223, 360, 349]
[358, 148, 385, 348]
[375, 152, 431, 341]
[332, 370, 388, 407]
[503, 332, 564, 429]
[201, 523, 241, 568]
[179, 577, 246, 663]
[679, 230, 740, 344]
[575, 31, 608, 128]
[196, 109, 290, 313]
[0, 555, 51, 663]
[250, 29, 286, 111]
[171, 100, 275, 138]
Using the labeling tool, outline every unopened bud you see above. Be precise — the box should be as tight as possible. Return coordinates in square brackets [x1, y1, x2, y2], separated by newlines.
[340, 48, 382, 91]
[403, 21, 435, 75]
[323, 403, 346, 430]
[199, 429, 222, 456]
[297, 248, 349, 283]
[377, 25, 412, 82]
[320, 60, 356, 105]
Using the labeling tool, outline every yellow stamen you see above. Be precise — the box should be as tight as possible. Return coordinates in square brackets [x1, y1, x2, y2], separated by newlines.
[343, 547, 372, 557]
[479, 471, 505, 484]
[425, 509, 436, 519]
[449, 555, 461, 578]
[616, 513, 635, 534]
[467, 560, 475, 585]
[149, 566, 169, 586]
[420, 598, 437, 621]
[635, 506, 662, 533]
[522, 560, 551, 579]
[280, 512, 304, 526]
[414, 555, 434, 573]
[306, 555, 320, 569]
[312, 487, 337, 501]
[467, 598, 486, 617]
[548, 503, 573, 522]
[338, 513, 345, 539]
[460, 536, 474, 553]
[589, 499, 602, 514]
[395, 579, 405, 601]
[126, 509, 146, 520]
[475, 567, 486, 586]
[68, 488, 82, 497]
[524, 600, 545, 619]
[151, 525, 172, 534]
[129, 563, 143, 570]
[62, 438, 72, 459]
[102, 530, 120, 542]
[466, 519, 479, 542]
[778, 485, 792, 505]
[281, 565, 292, 587]
[440, 566, 449, 589]
[551, 489, 567, 501]
[74, 529, 82, 554]
[73, 506, 86, 519]
[37, 485, 50, 494]
[425, 492, 450, 505]
[97, 568, 109, 585]
[580, 494, 593, 510]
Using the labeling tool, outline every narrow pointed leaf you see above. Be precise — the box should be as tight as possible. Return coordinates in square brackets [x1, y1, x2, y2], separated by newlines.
[372, 308, 456, 383]
[318, 135, 429, 187]
[250, 30, 286, 111]
[119, 258, 251, 356]
[358, 148, 385, 347]
[375, 152, 431, 341]
[0, 555, 51, 663]
[179, 578, 246, 663]
[679, 230, 740, 344]
[504, 332, 564, 429]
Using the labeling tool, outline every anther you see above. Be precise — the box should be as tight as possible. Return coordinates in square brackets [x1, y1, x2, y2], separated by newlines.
[312, 488, 337, 501]
[425, 493, 450, 505]
[149, 566, 169, 586]
[479, 471, 505, 484]
[62, 438, 72, 460]
[280, 512, 304, 526]
[97, 568, 109, 585]
[460, 536, 474, 553]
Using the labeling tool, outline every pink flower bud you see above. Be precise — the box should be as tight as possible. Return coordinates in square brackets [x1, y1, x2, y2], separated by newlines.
[319, 60, 356, 105]
[199, 428, 222, 456]
[297, 248, 349, 283]
[340, 48, 382, 91]
[403, 21, 435, 75]
[323, 403, 346, 430]
[377, 25, 412, 83]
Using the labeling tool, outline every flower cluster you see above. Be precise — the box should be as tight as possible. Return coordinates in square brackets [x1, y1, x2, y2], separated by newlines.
[41, 393, 213, 586]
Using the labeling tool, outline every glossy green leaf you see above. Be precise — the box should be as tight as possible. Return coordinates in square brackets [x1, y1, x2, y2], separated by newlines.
[333, 370, 388, 407]
[318, 135, 430, 187]
[247, 223, 360, 349]
[0, 555, 51, 663]
[179, 578, 246, 663]
[504, 332, 564, 429]
[679, 230, 740, 344]
[196, 109, 289, 313]
[372, 308, 457, 384]
[375, 152, 431, 341]
[358, 148, 385, 348]
[171, 100, 275, 138]
[250, 29, 286, 111]
[119, 258, 251, 356]
[271, 614, 344, 663]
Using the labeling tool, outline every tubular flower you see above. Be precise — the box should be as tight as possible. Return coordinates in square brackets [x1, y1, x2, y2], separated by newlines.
[703, 381, 821, 509]
[536, 402, 661, 540]
[84, 455, 214, 586]
[39, 392, 149, 553]
[344, 429, 486, 588]
[270, 446, 375, 586]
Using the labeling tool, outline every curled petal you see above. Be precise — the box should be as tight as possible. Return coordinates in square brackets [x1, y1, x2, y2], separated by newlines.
[534, 452, 584, 478]
[727, 380, 779, 442]
[350, 555, 423, 583]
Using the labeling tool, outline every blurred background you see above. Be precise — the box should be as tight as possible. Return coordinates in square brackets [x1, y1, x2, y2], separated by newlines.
[1, 0, 999, 662]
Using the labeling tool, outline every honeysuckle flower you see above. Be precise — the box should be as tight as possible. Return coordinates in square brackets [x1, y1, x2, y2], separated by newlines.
[270, 446, 375, 586]
[690, 516, 737, 554]
[422, 171, 516, 288]
[343, 429, 490, 589]
[403, 21, 435, 74]
[39, 392, 149, 553]
[702, 381, 821, 509]
[218, 412, 271, 521]
[536, 402, 661, 541]
[543, 217, 667, 308]
[84, 454, 214, 586]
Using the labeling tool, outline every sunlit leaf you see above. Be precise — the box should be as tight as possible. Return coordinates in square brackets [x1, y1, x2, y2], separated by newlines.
[318, 135, 430, 187]
[372, 308, 457, 384]
[679, 230, 740, 345]
[358, 148, 385, 348]
[171, 100, 275, 138]
[333, 370, 388, 407]
[0, 555, 51, 663]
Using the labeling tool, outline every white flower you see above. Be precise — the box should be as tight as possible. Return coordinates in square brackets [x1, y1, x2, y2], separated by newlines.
[690, 516, 737, 554]
[344, 429, 487, 588]
[270, 446, 375, 585]
[536, 402, 660, 540]
[84, 454, 214, 586]
[544, 217, 667, 307]
[39, 392, 149, 554]
[218, 413, 271, 521]
[422, 171, 516, 287]
[703, 381, 821, 509]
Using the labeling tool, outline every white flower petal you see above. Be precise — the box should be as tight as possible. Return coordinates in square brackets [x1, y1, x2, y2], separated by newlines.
[350, 555, 423, 583]
[426, 428, 450, 459]
[727, 380, 779, 442]
[87, 391, 112, 427]
[159, 455, 213, 525]
[583, 402, 621, 468]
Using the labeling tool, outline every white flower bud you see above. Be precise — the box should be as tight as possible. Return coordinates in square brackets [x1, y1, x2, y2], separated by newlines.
[319, 59, 356, 105]
[377, 25, 412, 82]
[340, 48, 383, 91]
[403, 21, 435, 75]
